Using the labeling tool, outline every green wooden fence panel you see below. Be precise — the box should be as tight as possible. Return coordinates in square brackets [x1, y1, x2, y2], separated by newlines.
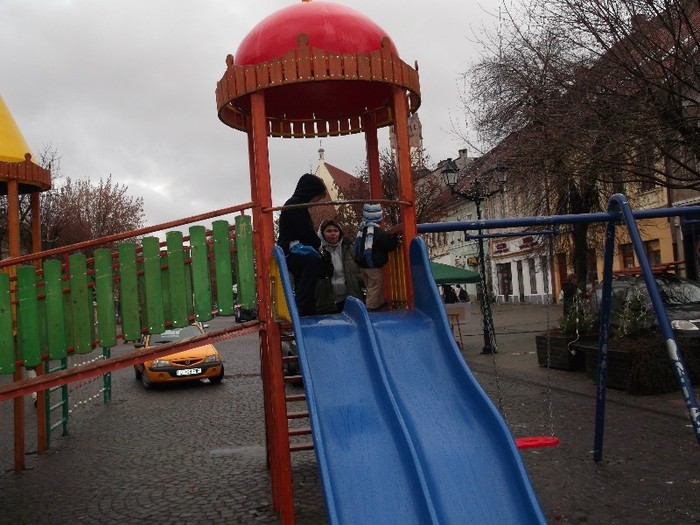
[137, 256, 147, 333]
[43, 260, 67, 360]
[142, 236, 165, 334]
[189, 225, 212, 322]
[185, 254, 194, 320]
[68, 254, 93, 354]
[166, 231, 189, 327]
[161, 253, 172, 325]
[235, 215, 256, 310]
[213, 220, 235, 316]
[62, 261, 74, 355]
[94, 249, 117, 348]
[17, 266, 41, 367]
[0, 273, 15, 375]
[37, 269, 48, 367]
[118, 243, 141, 341]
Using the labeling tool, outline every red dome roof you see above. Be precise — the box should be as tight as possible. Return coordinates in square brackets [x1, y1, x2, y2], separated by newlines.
[216, 1, 421, 137]
[235, 1, 398, 65]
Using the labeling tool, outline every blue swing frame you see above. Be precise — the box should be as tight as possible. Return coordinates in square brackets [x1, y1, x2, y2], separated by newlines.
[418, 192, 700, 460]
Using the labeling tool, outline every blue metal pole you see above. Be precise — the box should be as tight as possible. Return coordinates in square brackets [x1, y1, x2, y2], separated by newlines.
[464, 229, 559, 240]
[418, 205, 700, 234]
[593, 198, 620, 462]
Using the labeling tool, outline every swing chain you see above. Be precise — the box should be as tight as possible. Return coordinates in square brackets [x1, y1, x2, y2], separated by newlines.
[486, 301, 506, 421]
[545, 288, 555, 437]
[479, 265, 506, 420]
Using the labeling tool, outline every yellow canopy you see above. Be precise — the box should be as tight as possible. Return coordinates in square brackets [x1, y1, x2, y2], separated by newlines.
[0, 94, 32, 163]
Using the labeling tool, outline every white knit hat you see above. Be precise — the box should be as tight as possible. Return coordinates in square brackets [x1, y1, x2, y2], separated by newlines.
[362, 203, 382, 223]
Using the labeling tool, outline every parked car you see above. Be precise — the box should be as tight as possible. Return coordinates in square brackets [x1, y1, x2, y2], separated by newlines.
[134, 323, 224, 389]
[590, 273, 700, 337]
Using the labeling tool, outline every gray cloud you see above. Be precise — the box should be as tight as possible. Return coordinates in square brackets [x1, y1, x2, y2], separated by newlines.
[1, 0, 498, 226]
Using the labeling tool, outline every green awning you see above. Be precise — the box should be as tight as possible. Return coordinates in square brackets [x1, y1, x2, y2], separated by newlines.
[430, 261, 481, 284]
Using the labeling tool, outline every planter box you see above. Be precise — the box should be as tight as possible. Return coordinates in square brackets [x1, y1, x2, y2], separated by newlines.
[535, 334, 587, 371]
[574, 341, 678, 395]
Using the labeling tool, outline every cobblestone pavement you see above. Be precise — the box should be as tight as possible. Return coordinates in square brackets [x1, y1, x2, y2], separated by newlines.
[0, 304, 698, 524]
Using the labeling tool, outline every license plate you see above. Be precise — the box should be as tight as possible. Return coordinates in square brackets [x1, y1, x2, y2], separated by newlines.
[176, 368, 202, 376]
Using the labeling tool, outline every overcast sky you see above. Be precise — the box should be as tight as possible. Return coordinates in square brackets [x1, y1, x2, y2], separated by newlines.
[0, 0, 501, 227]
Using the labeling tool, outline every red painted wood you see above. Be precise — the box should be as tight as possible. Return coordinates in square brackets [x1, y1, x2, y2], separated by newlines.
[515, 436, 560, 449]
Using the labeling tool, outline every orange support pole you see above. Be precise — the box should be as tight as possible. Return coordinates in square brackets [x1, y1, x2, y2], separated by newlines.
[249, 91, 294, 524]
[30, 193, 47, 454]
[365, 114, 396, 304]
[7, 180, 25, 472]
[392, 86, 416, 306]
[365, 114, 382, 200]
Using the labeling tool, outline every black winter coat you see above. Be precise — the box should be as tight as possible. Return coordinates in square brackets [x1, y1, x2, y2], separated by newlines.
[355, 226, 399, 269]
[277, 174, 327, 254]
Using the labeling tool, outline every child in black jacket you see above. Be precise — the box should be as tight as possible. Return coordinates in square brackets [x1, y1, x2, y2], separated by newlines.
[277, 173, 328, 316]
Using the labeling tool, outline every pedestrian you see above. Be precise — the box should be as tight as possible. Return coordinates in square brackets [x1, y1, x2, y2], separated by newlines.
[352, 203, 400, 311]
[456, 284, 469, 302]
[277, 173, 329, 316]
[562, 273, 579, 316]
[315, 219, 364, 314]
[442, 284, 458, 304]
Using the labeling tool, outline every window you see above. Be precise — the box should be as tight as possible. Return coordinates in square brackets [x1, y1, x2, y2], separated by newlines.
[620, 243, 635, 268]
[638, 144, 657, 192]
[528, 258, 537, 294]
[497, 263, 513, 298]
[639, 178, 657, 193]
[540, 256, 550, 294]
[587, 249, 599, 288]
[644, 239, 661, 265]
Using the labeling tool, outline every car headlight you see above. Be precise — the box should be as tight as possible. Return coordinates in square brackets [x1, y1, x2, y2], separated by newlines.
[150, 359, 171, 369]
[204, 354, 220, 363]
[671, 320, 700, 331]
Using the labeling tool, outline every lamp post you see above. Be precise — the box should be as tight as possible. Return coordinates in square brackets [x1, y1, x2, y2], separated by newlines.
[441, 158, 506, 354]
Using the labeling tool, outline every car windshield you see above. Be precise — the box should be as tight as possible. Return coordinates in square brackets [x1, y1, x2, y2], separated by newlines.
[149, 325, 203, 345]
[653, 277, 700, 305]
[593, 275, 700, 309]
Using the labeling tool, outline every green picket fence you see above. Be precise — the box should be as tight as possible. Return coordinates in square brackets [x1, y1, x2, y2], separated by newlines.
[0, 216, 256, 375]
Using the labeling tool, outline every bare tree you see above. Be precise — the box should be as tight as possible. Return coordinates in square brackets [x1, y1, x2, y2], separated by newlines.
[546, 0, 700, 187]
[336, 148, 449, 232]
[0, 145, 145, 256]
[460, 0, 700, 282]
[45, 175, 145, 251]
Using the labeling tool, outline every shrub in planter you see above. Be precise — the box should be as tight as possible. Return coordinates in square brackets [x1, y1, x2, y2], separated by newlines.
[536, 294, 594, 371]
[535, 333, 587, 370]
[580, 290, 680, 395]
[579, 337, 678, 394]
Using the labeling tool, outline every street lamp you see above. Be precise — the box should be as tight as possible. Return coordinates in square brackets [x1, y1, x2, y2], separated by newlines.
[441, 158, 507, 354]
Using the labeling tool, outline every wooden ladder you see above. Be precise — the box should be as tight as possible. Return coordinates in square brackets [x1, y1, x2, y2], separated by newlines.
[281, 324, 313, 453]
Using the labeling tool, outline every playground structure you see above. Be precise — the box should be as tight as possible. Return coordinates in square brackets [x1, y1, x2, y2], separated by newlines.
[0, 93, 52, 469]
[0, 2, 699, 524]
[214, 5, 423, 521]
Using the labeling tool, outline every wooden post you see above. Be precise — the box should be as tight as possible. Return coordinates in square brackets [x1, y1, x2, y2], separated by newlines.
[30, 193, 48, 454]
[249, 91, 294, 524]
[7, 180, 25, 472]
[392, 87, 416, 306]
[365, 113, 381, 199]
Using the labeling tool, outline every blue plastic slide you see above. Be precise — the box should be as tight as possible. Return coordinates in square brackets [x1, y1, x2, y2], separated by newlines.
[274, 238, 546, 524]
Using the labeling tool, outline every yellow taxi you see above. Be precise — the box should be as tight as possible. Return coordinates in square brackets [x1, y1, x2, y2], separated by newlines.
[134, 323, 224, 389]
